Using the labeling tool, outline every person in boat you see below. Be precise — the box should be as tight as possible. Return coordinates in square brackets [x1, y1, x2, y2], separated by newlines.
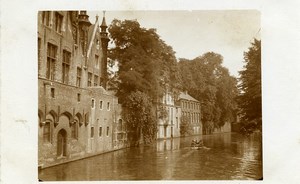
[191, 139, 197, 147]
[191, 139, 204, 147]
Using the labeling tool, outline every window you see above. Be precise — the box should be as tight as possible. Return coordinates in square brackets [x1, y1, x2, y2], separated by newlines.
[106, 126, 109, 136]
[91, 127, 94, 138]
[99, 100, 103, 109]
[176, 117, 178, 128]
[91, 99, 95, 108]
[71, 122, 77, 139]
[95, 55, 99, 68]
[62, 50, 71, 84]
[107, 102, 110, 111]
[54, 12, 63, 33]
[94, 75, 98, 86]
[85, 113, 89, 124]
[42, 11, 51, 27]
[50, 88, 55, 98]
[99, 127, 102, 137]
[88, 72, 92, 87]
[77, 93, 81, 102]
[46, 43, 57, 80]
[118, 119, 123, 131]
[76, 67, 82, 87]
[43, 122, 51, 142]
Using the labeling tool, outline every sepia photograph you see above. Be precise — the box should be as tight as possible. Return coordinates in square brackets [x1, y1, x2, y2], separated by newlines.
[3, 0, 300, 183]
[37, 10, 262, 181]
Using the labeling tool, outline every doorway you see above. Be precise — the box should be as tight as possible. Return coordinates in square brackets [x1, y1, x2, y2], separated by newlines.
[57, 129, 67, 157]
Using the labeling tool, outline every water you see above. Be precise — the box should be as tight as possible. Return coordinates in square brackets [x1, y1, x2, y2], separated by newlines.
[39, 132, 262, 181]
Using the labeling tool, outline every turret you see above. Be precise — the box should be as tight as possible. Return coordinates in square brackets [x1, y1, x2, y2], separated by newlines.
[100, 11, 109, 89]
[78, 11, 92, 67]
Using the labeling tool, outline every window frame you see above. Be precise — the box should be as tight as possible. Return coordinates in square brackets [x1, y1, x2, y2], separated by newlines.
[76, 67, 82, 87]
[107, 102, 110, 111]
[91, 127, 94, 138]
[43, 121, 51, 143]
[99, 100, 103, 110]
[88, 72, 92, 87]
[50, 88, 55, 98]
[77, 93, 81, 102]
[91, 98, 95, 109]
[62, 50, 71, 84]
[99, 127, 102, 137]
[95, 55, 99, 68]
[54, 12, 63, 33]
[71, 121, 78, 140]
[42, 11, 51, 27]
[106, 126, 109, 137]
[94, 75, 98, 86]
[46, 43, 57, 80]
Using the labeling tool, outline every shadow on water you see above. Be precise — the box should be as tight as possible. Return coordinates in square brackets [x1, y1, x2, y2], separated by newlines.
[39, 132, 262, 181]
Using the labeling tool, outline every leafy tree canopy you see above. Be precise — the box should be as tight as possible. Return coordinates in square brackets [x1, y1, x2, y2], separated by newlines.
[238, 39, 261, 134]
[108, 19, 182, 103]
[178, 52, 238, 130]
[108, 19, 182, 143]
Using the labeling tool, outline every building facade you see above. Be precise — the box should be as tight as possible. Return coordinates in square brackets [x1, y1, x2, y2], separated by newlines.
[157, 91, 181, 139]
[179, 92, 202, 135]
[38, 11, 127, 168]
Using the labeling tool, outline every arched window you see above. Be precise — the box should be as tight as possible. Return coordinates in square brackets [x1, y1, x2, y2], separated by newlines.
[99, 100, 103, 110]
[91, 99, 95, 108]
[43, 112, 55, 143]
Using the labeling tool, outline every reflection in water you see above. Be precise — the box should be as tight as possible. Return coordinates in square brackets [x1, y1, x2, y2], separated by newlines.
[39, 133, 262, 181]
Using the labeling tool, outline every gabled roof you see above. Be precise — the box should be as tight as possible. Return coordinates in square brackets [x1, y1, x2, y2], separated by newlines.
[179, 92, 199, 102]
[87, 17, 100, 58]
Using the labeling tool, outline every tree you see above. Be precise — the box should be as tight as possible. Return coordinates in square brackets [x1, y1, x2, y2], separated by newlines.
[108, 19, 181, 102]
[178, 52, 238, 134]
[122, 91, 157, 145]
[180, 115, 193, 136]
[108, 19, 182, 144]
[238, 39, 261, 134]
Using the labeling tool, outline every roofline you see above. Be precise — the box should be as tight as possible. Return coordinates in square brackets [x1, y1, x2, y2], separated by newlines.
[87, 17, 99, 58]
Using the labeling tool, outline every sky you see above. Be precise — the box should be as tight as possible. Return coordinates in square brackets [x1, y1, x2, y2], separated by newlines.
[89, 10, 260, 77]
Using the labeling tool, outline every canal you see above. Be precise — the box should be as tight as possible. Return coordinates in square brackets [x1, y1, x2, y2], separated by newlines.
[39, 132, 262, 181]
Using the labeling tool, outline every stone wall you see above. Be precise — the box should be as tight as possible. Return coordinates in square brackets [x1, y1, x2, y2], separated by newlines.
[38, 79, 123, 168]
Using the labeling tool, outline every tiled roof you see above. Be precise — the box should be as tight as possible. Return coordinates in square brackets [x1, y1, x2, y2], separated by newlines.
[179, 92, 199, 102]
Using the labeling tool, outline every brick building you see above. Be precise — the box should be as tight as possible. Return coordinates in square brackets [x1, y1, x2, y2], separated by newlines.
[179, 92, 202, 135]
[38, 11, 127, 168]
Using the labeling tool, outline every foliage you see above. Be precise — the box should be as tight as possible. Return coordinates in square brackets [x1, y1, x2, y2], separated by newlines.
[178, 52, 238, 133]
[108, 19, 182, 143]
[238, 39, 261, 134]
[122, 91, 157, 145]
[157, 105, 168, 119]
[180, 115, 193, 136]
[108, 19, 182, 103]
